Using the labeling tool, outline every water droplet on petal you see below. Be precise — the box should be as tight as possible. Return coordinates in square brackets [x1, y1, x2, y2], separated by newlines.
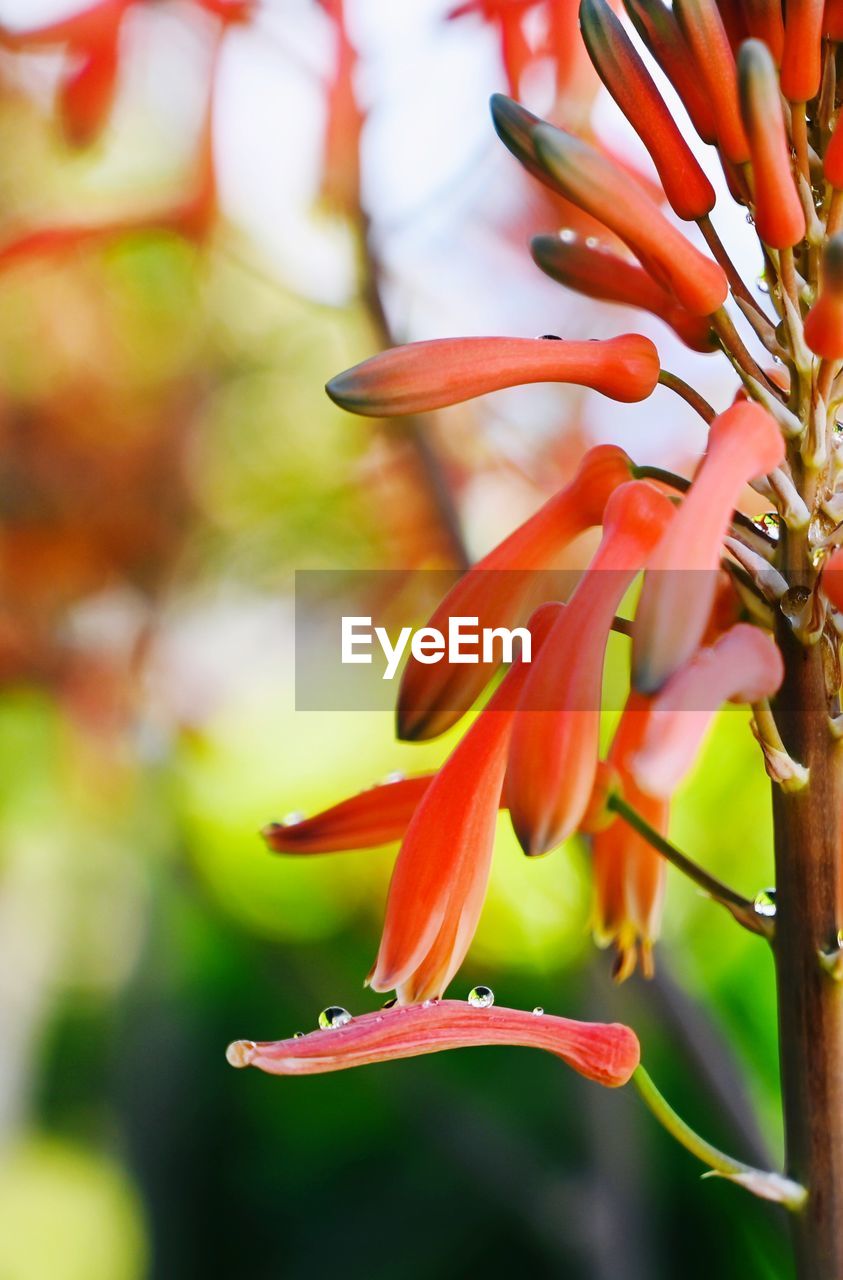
[754, 888, 777, 918]
[559, 228, 576, 243]
[226, 1039, 256, 1068]
[467, 985, 495, 1008]
[754, 511, 781, 539]
[538, 333, 562, 340]
[282, 811, 305, 827]
[746, 212, 755, 224]
[382, 996, 398, 1008]
[585, 235, 599, 248]
[756, 275, 769, 294]
[383, 771, 405, 784]
[318, 1006, 353, 1030]
[532, 1006, 544, 1017]
[293, 1031, 305, 1039]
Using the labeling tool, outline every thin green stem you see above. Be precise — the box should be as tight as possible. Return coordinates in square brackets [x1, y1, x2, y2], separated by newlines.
[607, 794, 774, 940]
[658, 370, 716, 422]
[633, 1066, 807, 1210]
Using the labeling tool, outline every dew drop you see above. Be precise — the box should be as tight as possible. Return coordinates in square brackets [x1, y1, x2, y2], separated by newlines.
[754, 888, 777, 918]
[559, 228, 576, 243]
[532, 1006, 544, 1017]
[746, 211, 755, 224]
[281, 811, 305, 827]
[756, 275, 770, 294]
[318, 1005, 353, 1030]
[226, 1039, 256, 1068]
[467, 985, 495, 1008]
[382, 996, 398, 1008]
[538, 333, 562, 340]
[585, 235, 599, 248]
[754, 511, 781, 539]
[383, 771, 405, 784]
[293, 1031, 305, 1039]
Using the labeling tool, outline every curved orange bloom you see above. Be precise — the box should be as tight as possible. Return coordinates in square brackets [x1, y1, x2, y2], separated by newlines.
[262, 775, 436, 854]
[781, 0, 823, 102]
[592, 693, 667, 982]
[631, 624, 784, 797]
[397, 443, 633, 740]
[579, 0, 715, 220]
[325, 334, 661, 416]
[526, 122, 728, 315]
[823, 547, 843, 612]
[632, 402, 785, 694]
[741, 0, 785, 61]
[531, 233, 716, 352]
[371, 604, 561, 1003]
[623, 0, 717, 143]
[673, 0, 749, 164]
[804, 236, 843, 360]
[505, 482, 675, 857]
[738, 40, 805, 249]
[226, 999, 641, 1087]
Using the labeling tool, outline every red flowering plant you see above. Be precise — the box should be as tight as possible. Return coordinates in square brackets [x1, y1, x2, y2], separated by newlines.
[227, 2, 843, 1273]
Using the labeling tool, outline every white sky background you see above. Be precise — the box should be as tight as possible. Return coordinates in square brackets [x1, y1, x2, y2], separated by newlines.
[0, 0, 767, 466]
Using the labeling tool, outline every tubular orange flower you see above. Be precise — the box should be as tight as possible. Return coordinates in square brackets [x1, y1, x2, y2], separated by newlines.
[632, 402, 785, 694]
[325, 334, 660, 416]
[741, 0, 785, 62]
[804, 235, 843, 360]
[823, 547, 843, 612]
[226, 1000, 641, 1087]
[673, 0, 749, 164]
[825, 0, 843, 39]
[738, 40, 805, 249]
[531, 232, 716, 352]
[623, 0, 717, 144]
[371, 604, 561, 1003]
[505, 482, 675, 857]
[262, 775, 435, 854]
[59, 25, 121, 148]
[780, 0, 823, 103]
[509, 116, 729, 315]
[398, 443, 633, 740]
[631, 624, 784, 797]
[591, 693, 668, 982]
[579, 0, 715, 220]
[825, 113, 843, 189]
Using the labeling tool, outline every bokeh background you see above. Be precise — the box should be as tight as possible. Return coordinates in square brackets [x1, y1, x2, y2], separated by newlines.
[0, 0, 793, 1276]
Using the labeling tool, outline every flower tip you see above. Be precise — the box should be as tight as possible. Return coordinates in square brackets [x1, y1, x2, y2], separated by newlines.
[226, 1039, 256, 1069]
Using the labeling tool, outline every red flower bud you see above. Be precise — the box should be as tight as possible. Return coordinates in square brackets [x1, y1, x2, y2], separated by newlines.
[673, 0, 749, 163]
[623, 0, 718, 143]
[526, 121, 728, 314]
[262, 775, 435, 854]
[804, 235, 843, 359]
[781, 0, 823, 101]
[738, 40, 805, 248]
[579, 0, 715, 220]
[326, 334, 661, 416]
[741, 0, 785, 61]
[531, 233, 716, 351]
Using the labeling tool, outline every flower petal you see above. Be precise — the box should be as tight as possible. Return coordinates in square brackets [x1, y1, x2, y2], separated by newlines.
[623, 0, 718, 143]
[738, 40, 805, 249]
[804, 235, 843, 360]
[632, 402, 784, 693]
[262, 775, 435, 854]
[326, 334, 661, 417]
[823, 546, 843, 611]
[226, 999, 641, 1087]
[673, 0, 749, 163]
[397, 443, 633, 740]
[531, 232, 716, 352]
[631, 624, 784, 797]
[579, 0, 715, 220]
[506, 481, 675, 856]
[781, 0, 823, 102]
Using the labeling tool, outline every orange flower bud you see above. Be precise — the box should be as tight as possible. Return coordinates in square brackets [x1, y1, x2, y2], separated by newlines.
[579, 0, 715, 220]
[623, 0, 718, 143]
[673, 0, 750, 163]
[326, 334, 661, 416]
[741, 0, 785, 61]
[524, 121, 728, 314]
[531, 232, 717, 351]
[262, 775, 435, 853]
[825, 113, 843, 188]
[738, 40, 805, 248]
[804, 236, 843, 359]
[824, 0, 843, 39]
[781, 0, 823, 101]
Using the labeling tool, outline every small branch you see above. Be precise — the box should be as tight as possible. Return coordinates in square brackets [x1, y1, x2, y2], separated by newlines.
[607, 794, 774, 940]
[712, 308, 769, 385]
[631, 464, 777, 552]
[658, 370, 716, 422]
[791, 101, 810, 184]
[698, 215, 770, 325]
[633, 1067, 808, 1209]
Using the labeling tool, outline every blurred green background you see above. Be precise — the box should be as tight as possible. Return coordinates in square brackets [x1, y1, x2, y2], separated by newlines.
[0, 1, 791, 1277]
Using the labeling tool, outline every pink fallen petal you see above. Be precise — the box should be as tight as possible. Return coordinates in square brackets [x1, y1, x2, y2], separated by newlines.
[226, 999, 640, 1087]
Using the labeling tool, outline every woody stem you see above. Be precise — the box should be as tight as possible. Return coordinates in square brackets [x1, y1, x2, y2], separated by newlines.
[606, 794, 773, 939]
[657, 370, 716, 422]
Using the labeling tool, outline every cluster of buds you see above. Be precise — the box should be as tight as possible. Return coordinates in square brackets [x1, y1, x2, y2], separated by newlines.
[234, 0, 843, 1099]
